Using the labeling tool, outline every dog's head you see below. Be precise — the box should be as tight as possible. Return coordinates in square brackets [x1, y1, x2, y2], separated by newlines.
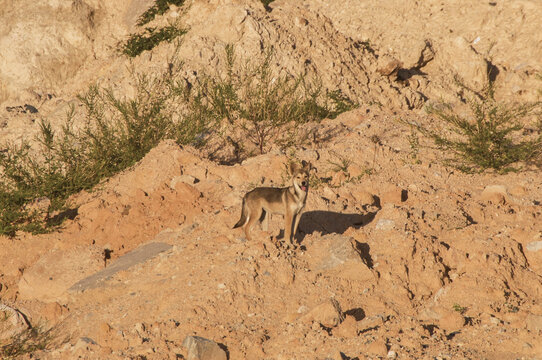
[290, 160, 312, 193]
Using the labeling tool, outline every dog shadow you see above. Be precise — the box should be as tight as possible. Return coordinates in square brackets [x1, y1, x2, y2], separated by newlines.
[294, 210, 377, 242]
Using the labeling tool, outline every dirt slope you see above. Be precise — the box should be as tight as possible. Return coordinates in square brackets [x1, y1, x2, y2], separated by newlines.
[1, 106, 542, 359]
[1, 0, 542, 359]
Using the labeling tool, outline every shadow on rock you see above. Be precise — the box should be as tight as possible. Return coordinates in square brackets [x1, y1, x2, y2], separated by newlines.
[297, 210, 377, 241]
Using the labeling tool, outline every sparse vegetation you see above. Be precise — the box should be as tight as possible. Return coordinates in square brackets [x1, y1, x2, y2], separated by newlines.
[198, 44, 357, 156]
[453, 303, 467, 314]
[0, 44, 355, 235]
[121, 25, 186, 58]
[0, 326, 53, 359]
[421, 75, 542, 173]
[121, 0, 186, 57]
[0, 60, 210, 236]
[406, 129, 422, 164]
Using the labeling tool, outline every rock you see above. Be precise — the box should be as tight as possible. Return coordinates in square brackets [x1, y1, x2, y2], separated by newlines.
[480, 185, 507, 205]
[367, 339, 388, 356]
[174, 182, 202, 203]
[526, 241, 542, 252]
[352, 189, 376, 206]
[387, 350, 397, 359]
[380, 187, 407, 205]
[18, 246, 103, 302]
[439, 36, 490, 91]
[310, 235, 374, 282]
[359, 314, 386, 330]
[375, 219, 395, 231]
[182, 335, 227, 360]
[332, 315, 358, 338]
[303, 299, 344, 328]
[480, 313, 502, 326]
[439, 310, 465, 334]
[330, 171, 347, 187]
[38, 301, 67, 324]
[0, 304, 30, 340]
[69, 242, 172, 293]
[377, 55, 403, 76]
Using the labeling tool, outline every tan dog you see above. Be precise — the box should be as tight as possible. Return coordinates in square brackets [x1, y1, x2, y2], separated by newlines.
[233, 160, 312, 247]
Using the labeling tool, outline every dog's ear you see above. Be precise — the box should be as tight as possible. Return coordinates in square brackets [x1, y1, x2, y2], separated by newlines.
[289, 162, 299, 174]
[301, 160, 312, 172]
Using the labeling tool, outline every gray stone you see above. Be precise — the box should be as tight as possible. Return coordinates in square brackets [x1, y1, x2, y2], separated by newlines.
[182, 335, 227, 360]
[375, 219, 395, 231]
[311, 235, 374, 282]
[526, 241, 542, 252]
[69, 242, 172, 293]
[0, 304, 30, 340]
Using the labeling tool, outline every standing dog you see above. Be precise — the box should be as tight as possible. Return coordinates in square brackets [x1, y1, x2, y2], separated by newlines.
[233, 160, 312, 247]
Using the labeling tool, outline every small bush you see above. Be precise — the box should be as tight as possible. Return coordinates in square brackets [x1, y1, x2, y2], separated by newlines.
[421, 76, 542, 173]
[121, 25, 186, 58]
[198, 45, 357, 155]
[121, 0, 187, 57]
[0, 326, 53, 359]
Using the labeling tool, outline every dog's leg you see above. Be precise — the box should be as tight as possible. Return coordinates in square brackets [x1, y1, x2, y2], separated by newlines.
[292, 211, 302, 243]
[262, 210, 269, 232]
[284, 210, 294, 246]
[244, 213, 259, 242]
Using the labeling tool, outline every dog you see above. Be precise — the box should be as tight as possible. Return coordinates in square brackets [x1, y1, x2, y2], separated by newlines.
[233, 160, 312, 247]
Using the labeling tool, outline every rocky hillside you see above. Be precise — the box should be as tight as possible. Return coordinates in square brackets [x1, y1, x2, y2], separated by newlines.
[1, 0, 542, 359]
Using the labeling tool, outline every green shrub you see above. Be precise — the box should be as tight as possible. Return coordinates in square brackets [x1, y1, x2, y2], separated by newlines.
[121, 25, 186, 58]
[422, 76, 541, 173]
[0, 326, 53, 359]
[0, 61, 211, 236]
[121, 0, 187, 57]
[198, 44, 357, 155]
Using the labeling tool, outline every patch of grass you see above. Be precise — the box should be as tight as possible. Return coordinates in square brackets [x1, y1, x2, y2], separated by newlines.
[121, 0, 187, 57]
[328, 156, 351, 174]
[199, 44, 357, 156]
[122, 25, 186, 58]
[407, 130, 422, 164]
[421, 75, 542, 173]
[452, 303, 467, 315]
[137, 0, 185, 26]
[0, 326, 53, 359]
[0, 60, 211, 236]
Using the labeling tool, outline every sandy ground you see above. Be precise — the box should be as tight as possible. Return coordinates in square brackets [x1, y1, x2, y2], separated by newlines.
[1, 0, 542, 359]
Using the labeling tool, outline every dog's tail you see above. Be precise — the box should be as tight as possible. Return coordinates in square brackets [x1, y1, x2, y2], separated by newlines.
[233, 197, 248, 229]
